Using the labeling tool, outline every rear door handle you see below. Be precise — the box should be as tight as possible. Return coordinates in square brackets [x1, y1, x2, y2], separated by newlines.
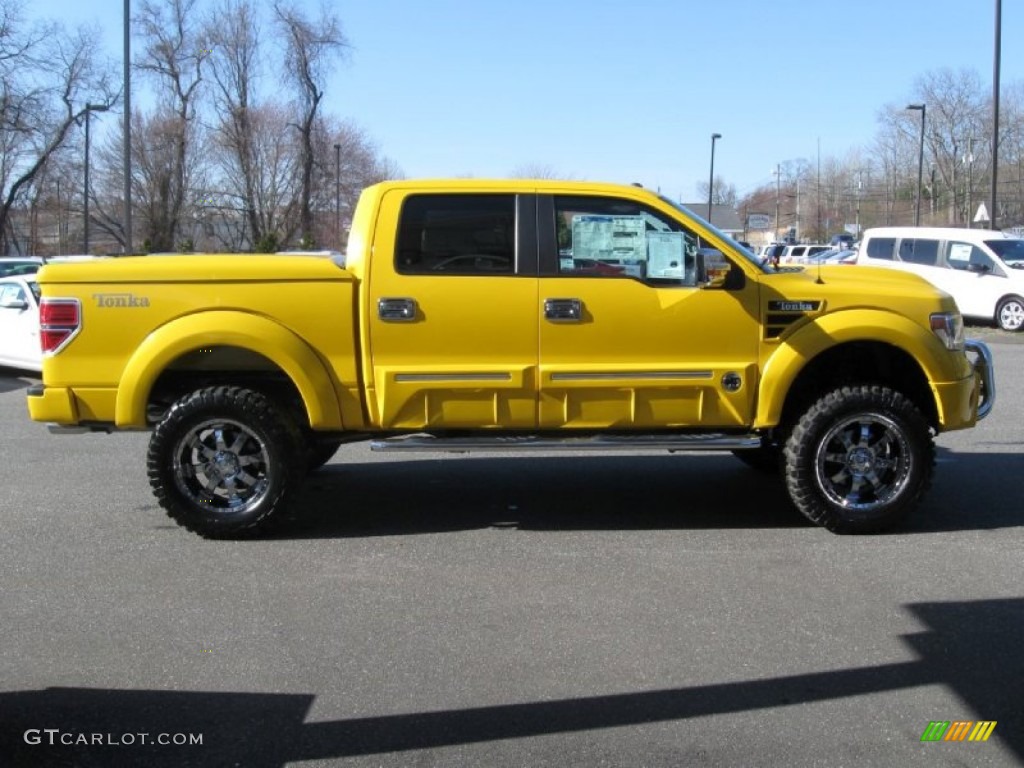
[544, 298, 582, 322]
[378, 297, 418, 322]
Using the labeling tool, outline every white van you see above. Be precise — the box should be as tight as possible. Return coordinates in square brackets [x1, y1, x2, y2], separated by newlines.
[856, 227, 1024, 331]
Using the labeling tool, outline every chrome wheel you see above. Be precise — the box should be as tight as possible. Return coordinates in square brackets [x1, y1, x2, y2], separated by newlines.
[172, 418, 272, 515]
[814, 412, 912, 511]
[785, 385, 933, 533]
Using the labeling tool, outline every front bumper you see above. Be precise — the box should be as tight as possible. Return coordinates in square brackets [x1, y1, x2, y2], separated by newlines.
[964, 338, 995, 420]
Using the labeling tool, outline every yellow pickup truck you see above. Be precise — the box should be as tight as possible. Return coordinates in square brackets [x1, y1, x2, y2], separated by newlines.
[27, 179, 994, 538]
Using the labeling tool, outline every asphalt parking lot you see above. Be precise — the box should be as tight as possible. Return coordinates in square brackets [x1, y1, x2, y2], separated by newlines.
[0, 338, 1021, 767]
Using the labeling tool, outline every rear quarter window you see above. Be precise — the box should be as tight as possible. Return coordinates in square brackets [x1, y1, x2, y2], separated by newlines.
[865, 237, 896, 260]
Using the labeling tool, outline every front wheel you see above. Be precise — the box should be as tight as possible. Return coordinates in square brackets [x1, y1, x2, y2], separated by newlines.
[784, 385, 934, 533]
[996, 295, 1024, 332]
[147, 386, 304, 538]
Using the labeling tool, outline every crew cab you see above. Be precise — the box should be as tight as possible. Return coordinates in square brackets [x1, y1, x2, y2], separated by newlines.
[27, 179, 994, 537]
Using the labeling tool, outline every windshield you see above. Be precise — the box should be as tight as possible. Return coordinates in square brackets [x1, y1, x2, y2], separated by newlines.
[987, 238, 1024, 268]
[658, 196, 768, 272]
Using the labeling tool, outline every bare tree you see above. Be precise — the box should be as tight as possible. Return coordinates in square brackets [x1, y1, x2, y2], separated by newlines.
[132, 0, 209, 251]
[204, 0, 265, 248]
[509, 163, 576, 180]
[695, 176, 737, 208]
[0, 0, 116, 253]
[273, 0, 347, 248]
[313, 117, 400, 248]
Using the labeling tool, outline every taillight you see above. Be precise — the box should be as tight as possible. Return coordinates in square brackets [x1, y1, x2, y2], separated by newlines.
[40, 298, 82, 354]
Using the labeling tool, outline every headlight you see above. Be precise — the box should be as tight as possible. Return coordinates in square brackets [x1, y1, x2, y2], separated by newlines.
[930, 311, 964, 351]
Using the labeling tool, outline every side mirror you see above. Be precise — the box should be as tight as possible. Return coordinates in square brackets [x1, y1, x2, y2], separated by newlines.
[966, 262, 990, 274]
[697, 249, 733, 288]
[0, 298, 29, 310]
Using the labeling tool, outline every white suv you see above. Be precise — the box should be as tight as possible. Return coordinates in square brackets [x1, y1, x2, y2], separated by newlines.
[856, 227, 1024, 331]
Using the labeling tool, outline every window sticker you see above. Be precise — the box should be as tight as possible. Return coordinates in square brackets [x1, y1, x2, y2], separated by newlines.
[948, 243, 972, 265]
[571, 215, 646, 262]
[646, 231, 686, 278]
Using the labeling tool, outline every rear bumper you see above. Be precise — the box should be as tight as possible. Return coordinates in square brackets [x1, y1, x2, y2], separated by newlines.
[25, 384, 78, 425]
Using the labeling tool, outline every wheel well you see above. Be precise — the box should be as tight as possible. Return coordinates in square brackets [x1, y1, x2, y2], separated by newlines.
[147, 345, 307, 426]
[778, 341, 938, 433]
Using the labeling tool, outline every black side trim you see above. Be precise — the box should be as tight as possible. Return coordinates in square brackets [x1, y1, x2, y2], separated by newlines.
[516, 194, 538, 276]
[536, 194, 559, 276]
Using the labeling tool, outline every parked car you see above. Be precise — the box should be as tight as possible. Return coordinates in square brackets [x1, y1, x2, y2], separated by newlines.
[0, 275, 41, 371]
[856, 227, 1024, 331]
[779, 244, 831, 264]
[0, 257, 42, 278]
[806, 248, 858, 265]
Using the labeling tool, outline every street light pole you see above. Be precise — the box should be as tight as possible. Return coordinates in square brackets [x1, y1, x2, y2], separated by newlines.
[123, 0, 132, 253]
[991, 0, 1002, 230]
[707, 133, 721, 223]
[906, 103, 926, 226]
[83, 103, 109, 254]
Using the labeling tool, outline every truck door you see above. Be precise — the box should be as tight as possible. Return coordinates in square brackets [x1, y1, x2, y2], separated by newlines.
[366, 191, 539, 429]
[537, 194, 761, 429]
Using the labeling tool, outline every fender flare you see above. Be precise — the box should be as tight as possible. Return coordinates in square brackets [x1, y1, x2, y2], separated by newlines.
[755, 309, 963, 428]
[115, 310, 342, 429]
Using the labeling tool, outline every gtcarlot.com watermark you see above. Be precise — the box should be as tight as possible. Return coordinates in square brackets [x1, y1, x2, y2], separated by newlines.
[24, 729, 203, 747]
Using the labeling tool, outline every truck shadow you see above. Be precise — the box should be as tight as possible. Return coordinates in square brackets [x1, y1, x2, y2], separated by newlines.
[281, 447, 1024, 539]
[2, 597, 1020, 766]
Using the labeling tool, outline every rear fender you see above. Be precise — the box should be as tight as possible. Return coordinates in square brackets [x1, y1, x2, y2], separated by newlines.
[115, 310, 342, 429]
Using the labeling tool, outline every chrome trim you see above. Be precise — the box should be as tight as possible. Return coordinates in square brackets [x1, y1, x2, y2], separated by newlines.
[40, 297, 82, 357]
[377, 297, 417, 322]
[394, 373, 513, 383]
[371, 433, 761, 453]
[544, 298, 582, 322]
[550, 370, 713, 382]
[964, 338, 995, 420]
[46, 425, 93, 434]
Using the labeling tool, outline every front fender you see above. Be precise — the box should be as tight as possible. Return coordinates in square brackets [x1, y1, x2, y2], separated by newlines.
[755, 309, 970, 428]
[115, 310, 343, 429]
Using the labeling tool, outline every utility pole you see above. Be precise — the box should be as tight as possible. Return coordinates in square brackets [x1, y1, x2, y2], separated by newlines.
[774, 164, 781, 240]
[964, 137, 975, 228]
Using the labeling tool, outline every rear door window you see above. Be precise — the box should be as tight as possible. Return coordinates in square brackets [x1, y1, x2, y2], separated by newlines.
[395, 194, 516, 275]
[897, 238, 939, 266]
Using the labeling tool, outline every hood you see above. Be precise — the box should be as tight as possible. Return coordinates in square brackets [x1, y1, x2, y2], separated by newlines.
[764, 264, 959, 314]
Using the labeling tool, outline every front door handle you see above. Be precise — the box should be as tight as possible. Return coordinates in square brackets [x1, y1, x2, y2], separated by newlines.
[544, 298, 582, 322]
[378, 297, 418, 322]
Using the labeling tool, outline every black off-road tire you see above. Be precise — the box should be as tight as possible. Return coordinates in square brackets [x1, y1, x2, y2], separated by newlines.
[784, 385, 934, 534]
[995, 295, 1024, 332]
[147, 386, 305, 539]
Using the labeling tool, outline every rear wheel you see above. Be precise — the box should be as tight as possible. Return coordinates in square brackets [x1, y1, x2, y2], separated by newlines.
[147, 386, 304, 538]
[784, 385, 934, 533]
[996, 295, 1024, 332]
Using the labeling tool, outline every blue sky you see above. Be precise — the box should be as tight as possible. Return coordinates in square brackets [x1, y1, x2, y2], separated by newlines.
[31, 0, 1023, 201]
